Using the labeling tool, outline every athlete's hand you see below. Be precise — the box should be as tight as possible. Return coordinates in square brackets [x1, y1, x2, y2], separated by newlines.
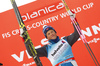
[67, 10, 75, 18]
[19, 28, 24, 37]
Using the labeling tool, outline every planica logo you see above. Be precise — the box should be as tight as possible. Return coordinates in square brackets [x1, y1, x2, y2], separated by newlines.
[21, 2, 64, 22]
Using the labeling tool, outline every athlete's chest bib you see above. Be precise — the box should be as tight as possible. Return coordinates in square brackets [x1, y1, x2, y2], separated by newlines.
[47, 39, 74, 66]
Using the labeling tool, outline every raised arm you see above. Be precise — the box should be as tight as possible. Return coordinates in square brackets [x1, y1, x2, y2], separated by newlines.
[63, 10, 80, 46]
[24, 41, 48, 57]
[63, 21, 80, 46]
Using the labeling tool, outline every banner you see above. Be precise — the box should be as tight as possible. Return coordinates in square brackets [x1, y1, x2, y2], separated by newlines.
[0, 0, 100, 66]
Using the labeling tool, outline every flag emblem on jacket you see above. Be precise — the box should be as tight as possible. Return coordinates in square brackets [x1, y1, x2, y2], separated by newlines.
[62, 41, 65, 44]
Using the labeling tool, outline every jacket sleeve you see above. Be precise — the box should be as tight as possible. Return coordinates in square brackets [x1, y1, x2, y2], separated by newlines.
[25, 43, 47, 57]
[35, 45, 48, 57]
[63, 19, 80, 46]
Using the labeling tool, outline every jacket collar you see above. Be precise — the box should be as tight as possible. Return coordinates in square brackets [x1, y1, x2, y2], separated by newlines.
[48, 36, 60, 44]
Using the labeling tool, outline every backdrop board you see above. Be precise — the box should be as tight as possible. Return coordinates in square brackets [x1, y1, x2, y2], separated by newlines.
[0, 0, 100, 66]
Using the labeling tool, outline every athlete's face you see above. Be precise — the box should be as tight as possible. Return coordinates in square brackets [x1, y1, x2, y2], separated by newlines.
[46, 30, 57, 40]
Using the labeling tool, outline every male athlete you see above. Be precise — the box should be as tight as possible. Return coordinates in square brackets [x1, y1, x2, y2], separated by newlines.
[20, 10, 80, 66]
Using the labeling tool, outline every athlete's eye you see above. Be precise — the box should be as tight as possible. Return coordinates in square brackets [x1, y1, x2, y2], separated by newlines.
[47, 33, 50, 36]
[51, 31, 53, 33]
